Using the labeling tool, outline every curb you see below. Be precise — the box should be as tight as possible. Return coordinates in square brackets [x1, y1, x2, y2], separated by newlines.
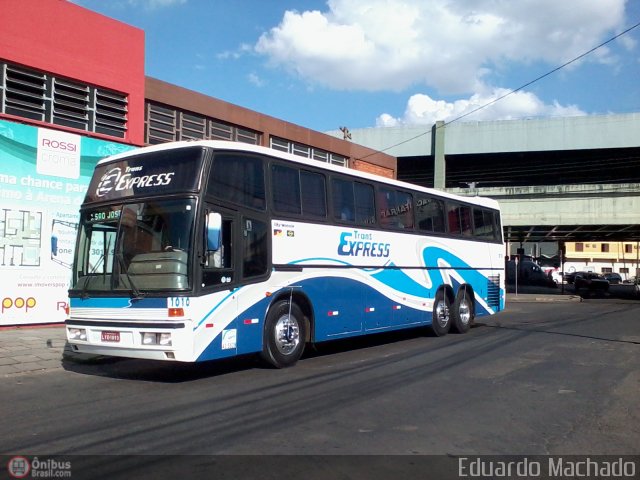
[507, 295, 582, 303]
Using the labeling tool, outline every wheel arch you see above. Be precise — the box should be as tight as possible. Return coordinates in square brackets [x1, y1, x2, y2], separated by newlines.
[266, 289, 314, 343]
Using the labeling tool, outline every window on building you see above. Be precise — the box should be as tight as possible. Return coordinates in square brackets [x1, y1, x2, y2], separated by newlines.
[625, 244, 633, 254]
[291, 143, 310, 158]
[330, 153, 348, 166]
[601, 244, 610, 253]
[312, 150, 328, 162]
[180, 113, 206, 140]
[270, 137, 289, 152]
[270, 137, 348, 167]
[575, 243, 584, 252]
[1, 61, 128, 138]
[146, 103, 176, 142]
[145, 103, 261, 145]
[209, 120, 233, 141]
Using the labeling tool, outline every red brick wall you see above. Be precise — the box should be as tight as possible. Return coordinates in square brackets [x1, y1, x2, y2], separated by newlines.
[352, 159, 395, 178]
[0, 0, 145, 145]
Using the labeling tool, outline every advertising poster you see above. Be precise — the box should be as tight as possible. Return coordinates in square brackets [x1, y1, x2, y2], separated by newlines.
[0, 119, 136, 325]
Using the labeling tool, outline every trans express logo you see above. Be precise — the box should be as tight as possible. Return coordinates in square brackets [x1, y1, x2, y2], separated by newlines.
[337, 230, 390, 258]
[96, 166, 175, 197]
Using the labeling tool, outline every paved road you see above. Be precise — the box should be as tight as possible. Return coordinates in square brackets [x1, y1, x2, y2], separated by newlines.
[0, 291, 579, 376]
[1, 297, 639, 460]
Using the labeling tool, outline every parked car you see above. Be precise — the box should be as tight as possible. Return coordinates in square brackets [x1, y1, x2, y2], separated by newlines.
[623, 275, 638, 284]
[542, 267, 562, 284]
[603, 273, 622, 284]
[507, 259, 556, 286]
[564, 271, 577, 284]
[573, 272, 609, 294]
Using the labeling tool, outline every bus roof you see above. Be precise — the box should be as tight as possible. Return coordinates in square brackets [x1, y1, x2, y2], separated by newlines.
[97, 140, 500, 210]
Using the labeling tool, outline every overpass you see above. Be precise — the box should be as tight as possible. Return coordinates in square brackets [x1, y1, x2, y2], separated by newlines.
[449, 183, 640, 242]
[328, 113, 640, 242]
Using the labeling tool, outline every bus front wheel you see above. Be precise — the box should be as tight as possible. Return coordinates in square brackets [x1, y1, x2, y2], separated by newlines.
[261, 300, 306, 368]
[430, 290, 451, 336]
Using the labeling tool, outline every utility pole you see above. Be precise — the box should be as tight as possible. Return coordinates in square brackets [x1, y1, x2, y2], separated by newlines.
[560, 242, 565, 294]
[636, 241, 639, 282]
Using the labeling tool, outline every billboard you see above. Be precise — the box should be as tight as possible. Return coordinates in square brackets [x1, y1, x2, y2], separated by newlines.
[0, 119, 136, 325]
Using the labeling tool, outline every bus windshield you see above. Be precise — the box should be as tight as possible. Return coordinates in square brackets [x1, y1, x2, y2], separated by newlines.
[72, 198, 196, 295]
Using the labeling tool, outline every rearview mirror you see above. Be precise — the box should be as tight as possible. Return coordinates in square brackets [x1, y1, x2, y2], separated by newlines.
[206, 212, 222, 251]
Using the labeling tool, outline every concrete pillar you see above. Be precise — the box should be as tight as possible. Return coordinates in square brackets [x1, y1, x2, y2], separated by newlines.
[432, 120, 446, 189]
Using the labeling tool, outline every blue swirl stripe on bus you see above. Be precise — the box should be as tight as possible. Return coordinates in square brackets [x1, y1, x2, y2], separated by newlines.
[290, 249, 493, 300]
[369, 263, 430, 297]
[422, 246, 492, 288]
[423, 246, 502, 314]
[289, 247, 500, 315]
[195, 288, 241, 330]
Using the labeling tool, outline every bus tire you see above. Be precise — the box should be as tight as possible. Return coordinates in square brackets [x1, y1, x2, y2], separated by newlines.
[430, 289, 451, 337]
[451, 289, 474, 334]
[261, 300, 306, 368]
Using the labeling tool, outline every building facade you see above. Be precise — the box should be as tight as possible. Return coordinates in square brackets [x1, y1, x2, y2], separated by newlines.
[564, 242, 640, 280]
[0, 0, 396, 326]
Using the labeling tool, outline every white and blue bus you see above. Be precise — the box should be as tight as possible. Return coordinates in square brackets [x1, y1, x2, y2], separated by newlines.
[66, 140, 505, 367]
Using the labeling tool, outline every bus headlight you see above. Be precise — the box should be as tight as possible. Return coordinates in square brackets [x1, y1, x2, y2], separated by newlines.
[141, 332, 172, 346]
[68, 328, 87, 341]
[159, 333, 172, 346]
[141, 332, 156, 345]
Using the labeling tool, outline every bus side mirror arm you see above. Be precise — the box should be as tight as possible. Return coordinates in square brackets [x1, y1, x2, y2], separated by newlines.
[201, 209, 209, 266]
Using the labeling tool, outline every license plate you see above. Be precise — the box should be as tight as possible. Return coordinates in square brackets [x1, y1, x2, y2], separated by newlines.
[101, 331, 120, 342]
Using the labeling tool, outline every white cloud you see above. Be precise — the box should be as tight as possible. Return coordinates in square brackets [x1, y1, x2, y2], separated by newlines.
[255, 0, 629, 93]
[376, 89, 586, 126]
[248, 73, 266, 88]
[217, 43, 253, 61]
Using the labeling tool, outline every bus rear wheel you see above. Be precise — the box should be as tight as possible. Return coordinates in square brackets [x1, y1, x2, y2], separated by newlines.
[451, 289, 474, 333]
[261, 300, 306, 368]
[430, 290, 451, 336]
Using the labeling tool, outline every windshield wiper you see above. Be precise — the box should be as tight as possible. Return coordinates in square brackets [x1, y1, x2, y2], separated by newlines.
[79, 236, 112, 299]
[115, 252, 146, 300]
[79, 258, 102, 299]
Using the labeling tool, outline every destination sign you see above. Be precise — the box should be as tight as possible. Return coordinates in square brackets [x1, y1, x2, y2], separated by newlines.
[85, 147, 205, 203]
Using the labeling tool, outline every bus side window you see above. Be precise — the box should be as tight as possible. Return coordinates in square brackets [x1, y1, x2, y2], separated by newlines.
[354, 182, 375, 224]
[332, 178, 355, 222]
[242, 217, 268, 278]
[416, 196, 446, 233]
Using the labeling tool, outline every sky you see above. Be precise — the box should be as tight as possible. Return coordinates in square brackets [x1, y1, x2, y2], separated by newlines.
[71, 0, 640, 133]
